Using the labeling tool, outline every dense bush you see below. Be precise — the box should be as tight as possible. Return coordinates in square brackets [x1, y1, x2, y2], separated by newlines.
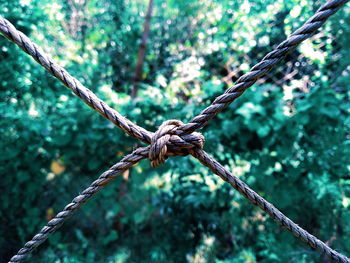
[0, 0, 349, 262]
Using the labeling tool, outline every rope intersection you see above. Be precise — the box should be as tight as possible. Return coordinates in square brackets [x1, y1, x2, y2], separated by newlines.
[0, 0, 349, 262]
[149, 120, 204, 167]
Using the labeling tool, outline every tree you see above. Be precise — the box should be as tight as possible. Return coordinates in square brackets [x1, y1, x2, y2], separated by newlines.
[132, 0, 154, 98]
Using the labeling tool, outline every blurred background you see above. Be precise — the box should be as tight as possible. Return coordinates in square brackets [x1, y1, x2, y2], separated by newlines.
[0, 0, 349, 262]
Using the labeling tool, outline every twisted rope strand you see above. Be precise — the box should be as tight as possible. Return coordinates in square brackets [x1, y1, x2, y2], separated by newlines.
[8, 147, 149, 263]
[191, 149, 350, 263]
[178, 0, 349, 135]
[3, 0, 350, 262]
[0, 16, 153, 144]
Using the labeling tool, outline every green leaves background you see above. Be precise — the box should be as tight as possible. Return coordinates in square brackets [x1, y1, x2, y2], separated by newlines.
[0, 0, 349, 262]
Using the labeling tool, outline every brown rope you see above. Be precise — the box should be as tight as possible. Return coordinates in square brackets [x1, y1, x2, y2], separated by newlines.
[177, 0, 349, 135]
[149, 120, 204, 167]
[8, 147, 149, 263]
[0, 16, 153, 144]
[1, 0, 349, 262]
[7, 120, 350, 263]
[191, 149, 350, 263]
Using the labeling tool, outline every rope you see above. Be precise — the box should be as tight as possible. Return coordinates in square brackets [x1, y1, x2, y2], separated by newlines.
[8, 119, 205, 262]
[177, 0, 350, 135]
[7, 119, 350, 262]
[8, 147, 149, 263]
[149, 120, 204, 167]
[1, 0, 349, 262]
[191, 149, 350, 263]
[0, 16, 153, 144]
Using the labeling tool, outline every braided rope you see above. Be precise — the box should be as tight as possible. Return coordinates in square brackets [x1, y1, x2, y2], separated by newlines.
[0, 16, 153, 144]
[191, 149, 350, 263]
[149, 120, 204, 167]
[177, 0, 350, 135]
[7, 119, 206, 263]
[2, 0, 350, 262]
[8, 119, 350, 263]
[8, 147, 149, 263]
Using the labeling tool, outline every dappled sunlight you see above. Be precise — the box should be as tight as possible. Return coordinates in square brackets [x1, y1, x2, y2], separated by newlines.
[0, 0, 349, 262]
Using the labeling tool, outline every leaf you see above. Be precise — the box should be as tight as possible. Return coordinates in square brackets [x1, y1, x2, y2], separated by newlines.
[257, 125, 270, 137]
[237, 102, 265, 119]
[50, 160, 65, 175]
[103, 230, 119, 245]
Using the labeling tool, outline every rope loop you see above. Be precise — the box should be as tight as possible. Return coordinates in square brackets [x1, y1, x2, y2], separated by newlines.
[2, 0, 350, 262]
[149, 120, 204, 167]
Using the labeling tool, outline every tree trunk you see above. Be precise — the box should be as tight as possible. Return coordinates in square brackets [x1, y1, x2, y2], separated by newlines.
[131, 0, 154, 98]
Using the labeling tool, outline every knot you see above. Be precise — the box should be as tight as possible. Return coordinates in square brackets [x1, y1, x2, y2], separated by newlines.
[149, 120, 204, 167]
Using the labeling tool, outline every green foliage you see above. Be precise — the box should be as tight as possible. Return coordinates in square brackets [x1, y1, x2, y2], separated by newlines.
[0, 0, 349, 262]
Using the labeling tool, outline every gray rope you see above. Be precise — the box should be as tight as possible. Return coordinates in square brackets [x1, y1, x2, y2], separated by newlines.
[8, 147, 149, 263]
[0, 16, 153, 144]
[149, 119, 204, 167]
[177, 0, 350, 135]
[191, 149, 350, 263]
[3, 0, 350, 262]
[7, 120, 350, 263]
[7, 118, 207, 262]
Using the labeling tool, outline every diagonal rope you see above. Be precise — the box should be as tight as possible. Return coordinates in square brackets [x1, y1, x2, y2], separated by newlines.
[2, 0, 350, 262]
[8, 147, 149, 263]
[177, 0, 350, 135]
[0, 16, 153, 144]
[191, 149, 350, 263]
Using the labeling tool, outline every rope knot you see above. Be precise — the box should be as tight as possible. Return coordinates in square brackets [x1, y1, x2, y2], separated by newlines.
[149, 120, 204, 167]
